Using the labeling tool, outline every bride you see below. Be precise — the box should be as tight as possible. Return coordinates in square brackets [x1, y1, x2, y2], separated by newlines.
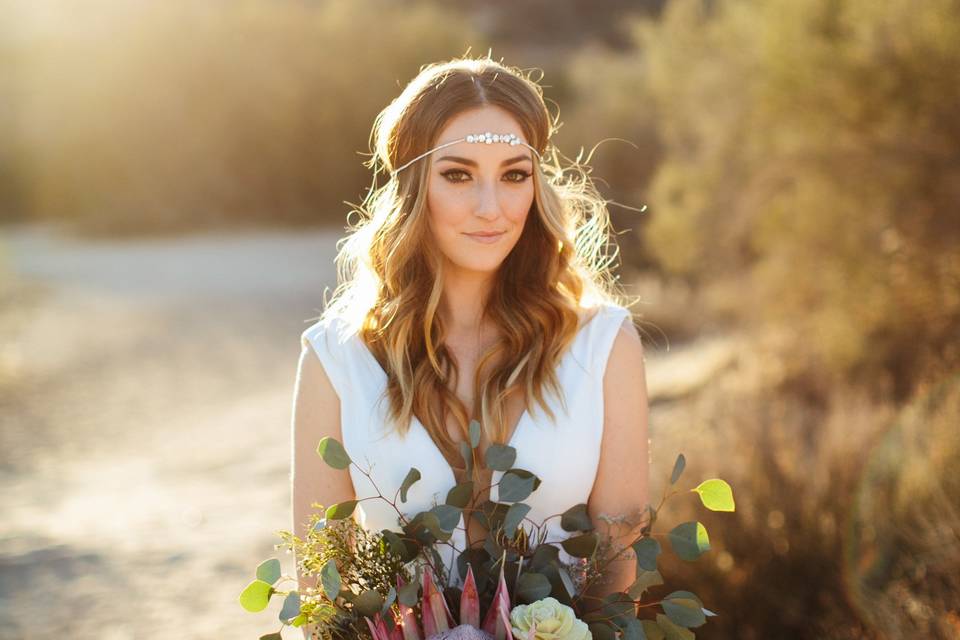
[292, 55, 649, 639]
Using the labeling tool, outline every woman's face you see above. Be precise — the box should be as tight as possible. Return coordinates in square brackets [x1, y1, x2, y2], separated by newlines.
[426, 106, 536, 277]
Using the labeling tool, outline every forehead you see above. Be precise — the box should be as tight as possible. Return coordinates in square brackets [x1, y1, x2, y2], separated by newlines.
[435, 105, 529, 147]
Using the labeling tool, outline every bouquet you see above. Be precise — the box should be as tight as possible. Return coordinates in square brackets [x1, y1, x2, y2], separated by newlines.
[240, 420, 735, 639]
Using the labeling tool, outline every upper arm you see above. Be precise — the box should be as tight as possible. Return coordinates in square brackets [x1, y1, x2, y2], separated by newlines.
[291, 339, 356, 548]
[589, 317, 650, 539]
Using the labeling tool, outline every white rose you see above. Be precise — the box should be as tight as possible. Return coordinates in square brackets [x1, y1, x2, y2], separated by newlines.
[509, 597, 592, 640]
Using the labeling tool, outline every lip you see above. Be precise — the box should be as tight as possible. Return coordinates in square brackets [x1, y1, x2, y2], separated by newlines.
[464, 231, 506, 244]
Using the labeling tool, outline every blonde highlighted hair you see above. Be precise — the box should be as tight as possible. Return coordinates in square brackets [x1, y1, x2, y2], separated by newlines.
[321, 54, 634, 467]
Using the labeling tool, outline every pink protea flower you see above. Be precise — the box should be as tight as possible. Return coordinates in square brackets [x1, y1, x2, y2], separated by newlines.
[364, 564, 518, 640]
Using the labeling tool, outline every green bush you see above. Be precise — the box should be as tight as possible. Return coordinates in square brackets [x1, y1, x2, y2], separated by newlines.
[635, 0, 960, 394]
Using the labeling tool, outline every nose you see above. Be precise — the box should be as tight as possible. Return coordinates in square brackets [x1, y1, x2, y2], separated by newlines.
[474, 180, 500, 220]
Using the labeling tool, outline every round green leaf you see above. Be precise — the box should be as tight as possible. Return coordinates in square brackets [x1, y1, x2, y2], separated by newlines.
[259, 634, 283, 640]
[255, 558, 281, 584]
[560, 503, 593, 532]
[641, 620, 666, 640]
[239, 579, 273, 612]
[498, 470, 536, 502]
[430, 504, 462, 532]
[667, 521, 711, 561]
[632, 537, 661, 571]
[516, 572, 552, 603]
[355, 589, 385, 617]
[662, 596, 706, 628]
[692, 478, 736, 512]
[446, 481, 474, 509]
[627, 569, 663, 600]
[398, 580, 420, 606]
[655, 613, 695, 640]
[399, 467, 421, 503]
[503, 503, 532, 538]
[460, 441, 473, 475]
[316, 436, 351, 469]
[320, 559, 341, 602]
[469, 419, 481, 448]
[588, 622, 617, 640]
[560, 532, 598, 558]
[325, 500, 357, 520]
[279, 590, 301, 622]
[670, 453, 686, 485]
[484, 444, 517, 471]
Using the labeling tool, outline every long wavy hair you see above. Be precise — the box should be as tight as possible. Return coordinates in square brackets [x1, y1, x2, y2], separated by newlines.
[320, 55, 633, 468]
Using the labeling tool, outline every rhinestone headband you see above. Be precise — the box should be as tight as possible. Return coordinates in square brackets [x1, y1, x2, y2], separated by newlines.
[390, 131, 542, 176]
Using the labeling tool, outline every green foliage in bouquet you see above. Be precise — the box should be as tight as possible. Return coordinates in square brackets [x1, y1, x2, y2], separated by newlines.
[240, 421, 736, 640]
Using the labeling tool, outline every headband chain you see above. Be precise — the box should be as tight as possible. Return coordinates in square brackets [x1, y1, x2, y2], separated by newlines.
[390, 131, 542, 176]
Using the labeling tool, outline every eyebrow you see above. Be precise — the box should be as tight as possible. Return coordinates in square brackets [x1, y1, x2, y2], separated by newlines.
[435, 154, 533, 168]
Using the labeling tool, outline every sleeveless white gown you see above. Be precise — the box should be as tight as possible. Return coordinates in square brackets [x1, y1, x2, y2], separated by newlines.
[300, 302, 631, 589]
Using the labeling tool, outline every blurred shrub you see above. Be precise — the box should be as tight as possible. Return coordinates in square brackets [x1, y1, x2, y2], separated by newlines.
[633, 0, 960, 396]
[2, 0, 479, 235]
[848, 375, 960, 637]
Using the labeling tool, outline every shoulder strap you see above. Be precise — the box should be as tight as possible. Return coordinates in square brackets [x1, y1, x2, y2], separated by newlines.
[300, 316, 358, 402]
[585, 304, 632, 379]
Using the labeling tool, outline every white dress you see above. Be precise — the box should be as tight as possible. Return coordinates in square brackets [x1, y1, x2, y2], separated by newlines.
[300, 302, 631, 588]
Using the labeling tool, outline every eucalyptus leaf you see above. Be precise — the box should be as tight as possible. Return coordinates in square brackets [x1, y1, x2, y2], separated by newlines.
[656, 613, 695, 640]
[484, 444, 517, 471]
[588, 622, 617, 640]
[320, 559, 341, 602]
[381, 586, 397, 616]
[255, 558, 281, 584]
[430, 504, 462, 532]
[355, 589, 385, 617]
[560, 503, 593, 532]
[460, 441, 473, 475]
[407, 511, 444, 543]
[498, 470, 536, 502]
[668, 522, 711, 561]
[398, 580, 419, 606]
[260, 634, 283, 640]
[399, 467, 421, 503]
[446, 481, 474, 509]
[670, 453, 686, 485]
[692, 479, 736, 512]
[620, 618, 645, 640]
[627, 569, 663, 600]
[641, 620, 666, 640]
[503, 503, 531, 538]
[560, 532, 598, 558]
[279, 590, 301, 622]
[325, 500, 357, 521]
[239, 579, 273, 612]
[469, 419, 481, 448]
[662, 596, 706, 628]
[515, 572, 552, 603]
[632, 537, 661, 571]
[316, 436, 351, 469]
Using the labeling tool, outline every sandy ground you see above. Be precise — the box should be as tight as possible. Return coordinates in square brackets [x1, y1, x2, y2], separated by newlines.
[0, 223, 734, 639]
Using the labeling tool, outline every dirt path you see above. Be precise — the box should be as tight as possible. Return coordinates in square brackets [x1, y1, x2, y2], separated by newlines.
[1, 223, 340, 639]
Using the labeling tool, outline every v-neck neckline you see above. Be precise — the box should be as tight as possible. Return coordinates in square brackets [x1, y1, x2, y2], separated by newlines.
[348, 305, 604, 503]
[351, 341, 529, 504]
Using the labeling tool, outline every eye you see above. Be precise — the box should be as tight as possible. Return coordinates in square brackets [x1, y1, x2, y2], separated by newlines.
[505, 169, 532, 183]
[440, 169, 470, 184]
[440, 169, 532, 184]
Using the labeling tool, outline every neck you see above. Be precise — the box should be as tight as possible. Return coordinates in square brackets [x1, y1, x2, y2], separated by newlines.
[439, 265, 497, 335]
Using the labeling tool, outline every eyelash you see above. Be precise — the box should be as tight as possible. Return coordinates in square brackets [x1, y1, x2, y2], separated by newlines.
[440, 169, 532, 184]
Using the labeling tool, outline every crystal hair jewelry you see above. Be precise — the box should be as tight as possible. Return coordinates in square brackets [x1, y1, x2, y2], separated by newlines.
[390, 131, 542, 176]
